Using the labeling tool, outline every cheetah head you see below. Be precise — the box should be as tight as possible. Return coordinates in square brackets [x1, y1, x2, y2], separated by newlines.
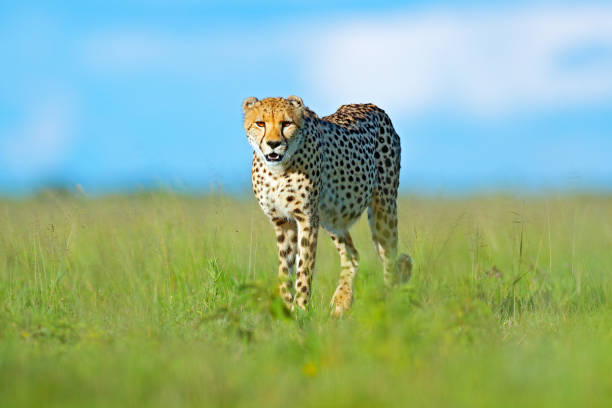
[242, 95, 305, 168]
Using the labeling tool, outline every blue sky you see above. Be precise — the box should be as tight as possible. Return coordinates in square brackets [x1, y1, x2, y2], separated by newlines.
[1, 0, 611, 195]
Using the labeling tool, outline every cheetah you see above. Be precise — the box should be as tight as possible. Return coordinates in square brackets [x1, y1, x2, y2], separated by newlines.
[243, 95, 412, 317]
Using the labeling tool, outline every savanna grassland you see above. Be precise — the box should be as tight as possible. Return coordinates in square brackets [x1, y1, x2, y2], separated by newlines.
[0, 192, 611, 407]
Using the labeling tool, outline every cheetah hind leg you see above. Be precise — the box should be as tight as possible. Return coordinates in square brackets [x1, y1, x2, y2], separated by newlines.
[368, 195, 412, 286]
[329, 231, 359, 317]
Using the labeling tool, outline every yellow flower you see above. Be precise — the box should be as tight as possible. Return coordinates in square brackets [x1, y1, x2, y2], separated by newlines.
[302, 362, 317, 377]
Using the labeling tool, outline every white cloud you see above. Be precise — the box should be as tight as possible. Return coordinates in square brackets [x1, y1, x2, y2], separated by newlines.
[77, 5, 612, 118]
[1, 94, 76, 177]
[80, 27, 290, 77]
[304, 5, 612, 116]
[82, 30, 200, 72]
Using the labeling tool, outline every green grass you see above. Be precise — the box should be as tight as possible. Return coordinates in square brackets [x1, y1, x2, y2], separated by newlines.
[1, 192, 611, 407]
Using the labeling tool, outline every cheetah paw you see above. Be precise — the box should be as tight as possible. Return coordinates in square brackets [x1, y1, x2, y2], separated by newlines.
[330, 287, 353, 318]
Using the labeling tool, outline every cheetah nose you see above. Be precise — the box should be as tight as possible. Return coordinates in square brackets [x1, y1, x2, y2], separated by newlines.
[267, 140, 282, 149]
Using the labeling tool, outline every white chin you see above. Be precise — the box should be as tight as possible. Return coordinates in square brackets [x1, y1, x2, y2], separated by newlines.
[266, 159, 284, 167]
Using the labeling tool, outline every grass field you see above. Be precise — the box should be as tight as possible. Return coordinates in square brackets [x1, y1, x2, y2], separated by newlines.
[1, 192, 611, 407]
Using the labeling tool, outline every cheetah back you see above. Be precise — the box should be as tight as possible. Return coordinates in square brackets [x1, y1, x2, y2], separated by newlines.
[318, 104, 399, 233]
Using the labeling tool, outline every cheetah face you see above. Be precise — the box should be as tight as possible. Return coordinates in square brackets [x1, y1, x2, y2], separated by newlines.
[242, 96, 305, 168]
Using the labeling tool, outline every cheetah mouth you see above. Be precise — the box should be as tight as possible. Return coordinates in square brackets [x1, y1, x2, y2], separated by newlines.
[265, 153, 283, 162]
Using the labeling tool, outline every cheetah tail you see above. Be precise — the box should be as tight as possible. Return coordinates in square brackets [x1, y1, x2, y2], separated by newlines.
[397, 253, 413, 284]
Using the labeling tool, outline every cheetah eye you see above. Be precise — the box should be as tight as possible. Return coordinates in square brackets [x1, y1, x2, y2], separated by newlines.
[255, 121, 265, 127]
[281, 121, 293, 128]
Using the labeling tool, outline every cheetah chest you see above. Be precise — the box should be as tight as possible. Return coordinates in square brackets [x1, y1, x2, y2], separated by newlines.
[252, 165, 313, 221]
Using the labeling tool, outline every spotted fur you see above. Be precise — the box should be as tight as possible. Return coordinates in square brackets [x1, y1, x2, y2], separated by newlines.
[243, 95, 412, 316]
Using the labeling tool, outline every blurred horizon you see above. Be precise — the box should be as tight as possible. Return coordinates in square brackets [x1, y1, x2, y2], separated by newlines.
[1, 0, 612, 196]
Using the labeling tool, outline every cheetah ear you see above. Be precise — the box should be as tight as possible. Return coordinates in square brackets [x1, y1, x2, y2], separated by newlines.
[242, 97, 259, 113]
[287, 95, 303, 108]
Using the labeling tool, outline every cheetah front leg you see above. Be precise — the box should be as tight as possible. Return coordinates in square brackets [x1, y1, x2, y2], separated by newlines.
[294, 216, 319, 310]
[329, 231, 359, 317]
[273, 218, 298, 309]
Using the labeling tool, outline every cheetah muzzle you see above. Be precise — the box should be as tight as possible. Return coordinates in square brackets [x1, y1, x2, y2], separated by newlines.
[265, 152, 283, 162]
